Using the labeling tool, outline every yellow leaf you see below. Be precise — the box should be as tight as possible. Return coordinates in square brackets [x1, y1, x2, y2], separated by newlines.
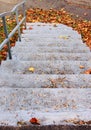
[59, 36, 69, 39]
[28, 67, 35, 73]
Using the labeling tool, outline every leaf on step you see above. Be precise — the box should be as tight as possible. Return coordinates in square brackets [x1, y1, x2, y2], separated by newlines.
[53, 24, 57, 27]
[84, 69, 91, 74]
[29, 27, 33, 30]
[59, 35, 69, 39]
[29, 117, 40, 125]
[79, 65, 85, 69]
[28, 67, 35, 73]
[17, 121, 27, 127]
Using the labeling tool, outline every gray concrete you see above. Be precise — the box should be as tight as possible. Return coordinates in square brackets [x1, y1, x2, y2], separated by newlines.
[0, 73, 91, 88]
[12, 46, 90, 53]
[15, 41, 87, 48]
[1, 60, 91, 74]
[12, 52, 91, 61]
[0, 88, 91, 126]
[0, 22, 91, 127]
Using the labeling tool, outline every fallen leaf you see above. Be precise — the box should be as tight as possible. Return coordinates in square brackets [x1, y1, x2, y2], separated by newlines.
[17, 121, 27, 127]
[84, 13, 87, 16]
[59, 35, 69, 39]
[28, 67, 35, 73]
[53, 24, 57, 27]
[84, 69, 91, 74]
[79, 65, 85, 69]
[29, 117, 40, 125]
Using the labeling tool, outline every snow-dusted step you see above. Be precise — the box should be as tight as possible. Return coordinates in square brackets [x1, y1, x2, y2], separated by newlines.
[21, 33, 81, 39]
[25, 23, 82, 38]
[0, 88, 90, 112]
[1, 60, 91, 75]
[12, 52, 91, 61]
[15, 40, 88, 48]
[12, 46, 90, 53]
[0, 74, 91, 88]
[21, 37, 85, 46]
[0, 88, 91, 126]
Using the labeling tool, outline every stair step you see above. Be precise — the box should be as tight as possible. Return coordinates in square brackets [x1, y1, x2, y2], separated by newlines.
[12, 52, 91, 61]
[0, 74, 91, 88]
[25, 23, 80, 35]
[1, 60, 91, 75]
[1, 87, 91, 111]
[12, 46, 90, 53]
[15, 40, 88, 48]
[0, 88, 91, 126]
[21, 32, 83, 44]
[21, 33, 81, 39]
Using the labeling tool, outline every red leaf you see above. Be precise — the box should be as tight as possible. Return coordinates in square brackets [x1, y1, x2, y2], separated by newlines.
[29, 117, 40, 125]
[29, 27, 33, 30]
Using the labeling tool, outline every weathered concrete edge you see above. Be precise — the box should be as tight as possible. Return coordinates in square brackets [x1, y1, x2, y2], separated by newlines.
[0, 125, 91, 130]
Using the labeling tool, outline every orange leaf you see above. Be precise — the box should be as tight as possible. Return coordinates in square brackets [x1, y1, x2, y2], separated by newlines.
[79, 65, 85, 69]
[29, 117, 40, 125]
[84, 69, 91, 74]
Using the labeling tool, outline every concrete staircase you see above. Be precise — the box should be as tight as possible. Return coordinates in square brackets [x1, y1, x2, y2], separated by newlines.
[0, 22, 91, 129]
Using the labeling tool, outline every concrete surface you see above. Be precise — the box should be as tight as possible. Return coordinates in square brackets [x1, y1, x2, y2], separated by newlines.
[0, 88, 91, 126]
[1, 60, 91, 74]
[12, 52, 91, 61]
[0, 22, 91, 129]
[0, 73, 91, 88]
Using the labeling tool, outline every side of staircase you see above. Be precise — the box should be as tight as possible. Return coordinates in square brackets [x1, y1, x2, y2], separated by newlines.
[0, 22, 91, 129]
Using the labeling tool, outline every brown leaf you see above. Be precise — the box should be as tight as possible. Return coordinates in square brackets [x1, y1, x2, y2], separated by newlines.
[17, 121, 27, 127]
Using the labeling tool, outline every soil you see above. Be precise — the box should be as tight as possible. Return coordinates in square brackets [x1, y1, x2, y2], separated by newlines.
[0, 0, 91, 20]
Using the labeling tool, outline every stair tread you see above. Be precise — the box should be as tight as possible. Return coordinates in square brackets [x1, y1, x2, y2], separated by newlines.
[1, 60, 91, 75]
[0, 74, 91, 88]
[11, 52, 91, 61]
[12, 46, 90, 53]
[0, 88, 91, 126]
[15, 41, 87, 47]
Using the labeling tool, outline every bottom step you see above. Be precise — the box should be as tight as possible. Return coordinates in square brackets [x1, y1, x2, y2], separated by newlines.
[0, 88, 91, 127]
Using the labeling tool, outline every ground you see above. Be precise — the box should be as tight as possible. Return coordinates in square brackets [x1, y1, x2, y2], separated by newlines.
[0, 0, 91, 20]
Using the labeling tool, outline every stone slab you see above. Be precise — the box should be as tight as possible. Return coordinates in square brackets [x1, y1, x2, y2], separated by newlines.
[0, 74, 91, 88]
[0, 88, 91, 126]
[11, 52, 91, 61]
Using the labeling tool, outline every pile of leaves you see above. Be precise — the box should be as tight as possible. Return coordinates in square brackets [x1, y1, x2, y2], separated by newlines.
[65, 119, 91, 125]
[26, 8, 91, 48]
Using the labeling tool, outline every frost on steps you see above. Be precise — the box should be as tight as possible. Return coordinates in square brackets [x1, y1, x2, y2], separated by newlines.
[0, 23, 91, 127]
